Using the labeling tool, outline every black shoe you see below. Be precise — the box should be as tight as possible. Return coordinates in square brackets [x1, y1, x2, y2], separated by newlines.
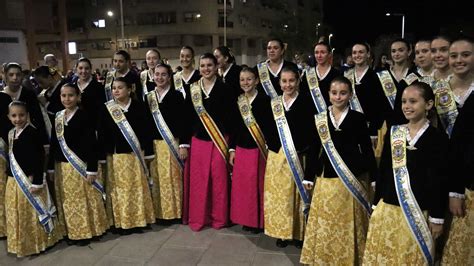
[250, 228, 263, 234]
[294, 240, 303, 249]
[242, 226, 251, 231]
[76, 239, 91, 246]
[276, 239, 288, 248]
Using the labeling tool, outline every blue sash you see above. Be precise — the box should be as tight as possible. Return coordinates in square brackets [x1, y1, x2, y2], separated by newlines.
[105, 100, 150, 179]
[173, 72, 186, 99]
[376, 70, 397, 109]
[257, 62, 278, 99]
[315, 112, 372, 215]
[55, 110, 106, 199]
[140, 70, 151, 102]
[305, 67, 327, 113]
[344, 69, 365, 114]
[432, 80, 458, 138]
[403, 73, 419, 85]
[390, 125, 434, 265]
[8, 129, 55, 234]
[146, 91, 184, 170]
[104, 71, 115, 101]
[271, 96, 310, 214]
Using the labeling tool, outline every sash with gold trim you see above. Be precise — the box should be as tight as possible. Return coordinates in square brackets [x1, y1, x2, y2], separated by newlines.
[433, 80, 458, 137]
[146, 91, 184, 170]
[55, 110, 106, 199]
[376, 70, 397, 109]
[315, 111, 372, 215]
[344, 69, 364, 114]
[38, 89, 53, 139]
[237, 94, 268, 159]
[105, 100, 150, 178]
[173, 71, 186, 99]
[403, 73, 419, 85]
[306, 67, 327, 113]
[390, 125, 434, 265]
[257, 62, 278, 99]
[271, 96, 310, 214]
[0, 137, 6, 161]
[140, 70, 151, 101]
[190, 81, 229, 160]
[104, 70, 115, 101]
[420, 76, 435, 87]
[8, 129, 56, 233]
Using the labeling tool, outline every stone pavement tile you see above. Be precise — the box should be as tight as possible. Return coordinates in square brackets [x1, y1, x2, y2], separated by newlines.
[164, 225, 217, 249]
[251, 253, 301, 266]
[107, 229, 174, 260]
[255, 235, 301, 255]
[146, 245, 206, 266]
[95, 255, 146, 266]
[197, 234, 259, 265]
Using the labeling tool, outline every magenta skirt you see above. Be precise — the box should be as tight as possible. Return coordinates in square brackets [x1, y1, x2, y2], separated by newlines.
[230, 146, 266, 228]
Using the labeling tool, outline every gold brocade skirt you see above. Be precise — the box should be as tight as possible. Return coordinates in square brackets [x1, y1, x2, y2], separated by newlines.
[263, 149, 305, 241]
[5, 177, 61, 257]
[300, 176, 369, 265]
[150, 140, 182, 220]
[0, 158, 6, 237]
[374, 121, 387, 163]
[55, 162, 109, 240]
[442, 188, 474, 265]
[363, 200, 427, 265]
[106, 153, 155, 229]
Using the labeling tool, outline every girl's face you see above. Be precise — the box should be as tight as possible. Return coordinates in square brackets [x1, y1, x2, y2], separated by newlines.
[112, 80, 131, 102]
[391, 41, 410, 64]
[329, 81, 352, 109]
[414, 41, 432, 69]
[449, 40, 473, 76]
[267, 41, 284, 61]
[431, 38, 450, 70]
[5, 67, 23, 88]
[280, 71, 299, 97]
[352, 44, 369, 66]
[213, 49, 228, 70]
[60, 86, 80, 110]
[401, 86, 433, 121]
[113, 54, 128, 72]
[76, 61, 92, 81]
[199, 58, 217, 79]
[8, 105, 28, 129]
[146, 50, 160, 70]
[314, 45, 330, 65]
[180, 48, 194, 68]
[154, 66, 171, 88]
[239, 71, 259, 93]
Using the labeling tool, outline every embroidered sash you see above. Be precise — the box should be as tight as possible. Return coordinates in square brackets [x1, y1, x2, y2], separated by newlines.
[271, 96, 310, 213]
[377, 70, 397, 109]
[404, 73, 419, 85]
[146, 91, 184, 170]
[38, 89, 53, 139]
[55, 110, 106, 199]
[315, 112, 372, 215]
[173, 71, 186, 99]
[140, 70, 151, 101]
[104, 70, 115, 101]
[0, 137, 6, 161]
[344, 69, 364, 114]
[8, 129, 55, 233]
[390, 125, 434, 265]
[306, 67, 327, 113]
[257, 62, 278, 99]
[190, 81, 229, 160]
[105, 100, 150, 178]
[420, 76, 435, 87]
[237, 94, 268, 159]
[433, 80, 458, 137]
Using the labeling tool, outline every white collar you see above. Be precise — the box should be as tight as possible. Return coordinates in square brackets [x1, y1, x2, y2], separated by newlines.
[116, 69, 130, 78]
[155, 85, 171, 103]
[65, 107, 79, 125]
[329, 105, 349, 130]
[201, 77, 217, 98]
[266, 59, 284, 77]
[390, 66, 409, 82]
[406, 120, 430, 149]
[283, 92, 298, 111]
[221, 63, 233, 78]
[77, 77, 93, 92]
[417, 67, 435, 77]
[14, 123, 29, 139]
[245, 90, 258, 104]
[117, 98, 132, 112]
[355, 66, 369, 84]
[182, 69, 196, 84]
[454, 82, 474, 107]
[4, 86, 23, 101]
[316, 65, 331, 80]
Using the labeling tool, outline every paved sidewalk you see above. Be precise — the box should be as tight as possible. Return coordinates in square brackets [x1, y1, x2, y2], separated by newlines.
[0, 224, 302, 265]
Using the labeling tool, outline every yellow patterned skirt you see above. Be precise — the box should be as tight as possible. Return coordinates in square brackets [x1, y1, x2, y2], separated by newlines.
[5, 177, 62, 257]
[264, 149, 305, 241]
[55, 162, 109, 240]
[104, 158, 114, 226]
[363, 200, 428, 265]
[150, 140, 182, 220]
[442, 188, 474, 265]
[374, 121, 387, 164]
[106, 153, 155, 229]
[0, 157, 6, 237]
[300, 176, 369, 265]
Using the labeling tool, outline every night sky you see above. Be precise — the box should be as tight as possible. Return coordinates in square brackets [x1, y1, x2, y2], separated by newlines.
[322, 0, 473, 51]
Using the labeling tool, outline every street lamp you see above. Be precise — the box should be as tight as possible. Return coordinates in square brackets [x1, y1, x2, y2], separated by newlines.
[107, 11, 114, 17]
[329, 33, 333, 47]
[316, 23, 321, 39]
[386, 12, 405, 39]
[106, 10, 118, 50]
